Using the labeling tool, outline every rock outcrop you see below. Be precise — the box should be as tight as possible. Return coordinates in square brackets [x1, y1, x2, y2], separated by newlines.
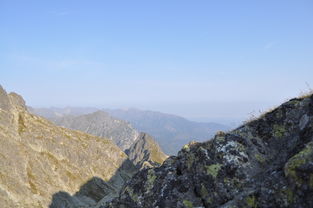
[125, 133, 168, 170]
[105, 94, 313, 208]
[0, 86, 136, 208]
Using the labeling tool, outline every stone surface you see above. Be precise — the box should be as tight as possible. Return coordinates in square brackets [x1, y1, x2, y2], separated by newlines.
[125, 133, 168, 170]
[0, 86, 136, 208]
[105, 94, 313, 208]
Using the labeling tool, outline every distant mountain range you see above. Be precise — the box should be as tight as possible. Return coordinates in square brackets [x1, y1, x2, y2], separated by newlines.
[30, 107, 230, 155]
[106, 108, 230, 154]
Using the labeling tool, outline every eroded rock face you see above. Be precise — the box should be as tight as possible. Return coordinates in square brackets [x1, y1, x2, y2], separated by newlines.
[105, 95, 313, 208]
[125, 133, 168, 170]
[0, 86, 136, 208]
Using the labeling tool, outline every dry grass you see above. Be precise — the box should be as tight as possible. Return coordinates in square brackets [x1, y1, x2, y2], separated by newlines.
[298, 89, 313, 99]
[243, 85, 313, 125]
[298, 82, 313, 98]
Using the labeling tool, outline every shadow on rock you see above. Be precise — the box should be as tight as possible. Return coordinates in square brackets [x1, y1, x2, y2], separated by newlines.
[49, 159, 137, 208]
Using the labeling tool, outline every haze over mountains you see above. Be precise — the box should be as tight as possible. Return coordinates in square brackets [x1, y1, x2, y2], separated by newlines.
[30, 107, 230, 155]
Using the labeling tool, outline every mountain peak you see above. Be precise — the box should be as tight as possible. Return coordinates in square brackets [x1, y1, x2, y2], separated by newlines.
[125, 133, 168, 169]
[8, 92, 27, 110]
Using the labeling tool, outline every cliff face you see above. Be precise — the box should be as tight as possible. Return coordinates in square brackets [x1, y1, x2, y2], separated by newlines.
[0, 86, 136, 208]
[105, 95, 313, 208]
[125, 133, 168, 170]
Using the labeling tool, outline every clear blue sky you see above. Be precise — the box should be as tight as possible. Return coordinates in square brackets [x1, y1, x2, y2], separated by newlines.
[1, 0, 313, 123]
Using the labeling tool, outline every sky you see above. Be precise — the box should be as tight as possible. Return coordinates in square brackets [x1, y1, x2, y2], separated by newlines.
[1, 0, 313, 124]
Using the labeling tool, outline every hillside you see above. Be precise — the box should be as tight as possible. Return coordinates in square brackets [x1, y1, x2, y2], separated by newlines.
[105, 94, 313, 208]
[0, 86, 136, 208]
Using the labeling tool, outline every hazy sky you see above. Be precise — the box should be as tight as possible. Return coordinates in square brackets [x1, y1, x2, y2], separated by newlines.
[1, 0, 313, 123]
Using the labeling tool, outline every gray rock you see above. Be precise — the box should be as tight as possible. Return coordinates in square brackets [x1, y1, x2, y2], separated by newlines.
[105, 95, 313, 208]
[125, 133, 168, 170]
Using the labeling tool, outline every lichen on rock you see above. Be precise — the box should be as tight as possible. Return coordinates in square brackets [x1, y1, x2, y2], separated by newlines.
[104, 94, 313, 208]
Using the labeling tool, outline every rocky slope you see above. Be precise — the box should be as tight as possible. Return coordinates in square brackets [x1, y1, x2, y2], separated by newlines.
[0, 86, 136, 208]
[105, 94, 313, 208]
[48, 111, 140, 151]
[125, 133, 168, 170]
